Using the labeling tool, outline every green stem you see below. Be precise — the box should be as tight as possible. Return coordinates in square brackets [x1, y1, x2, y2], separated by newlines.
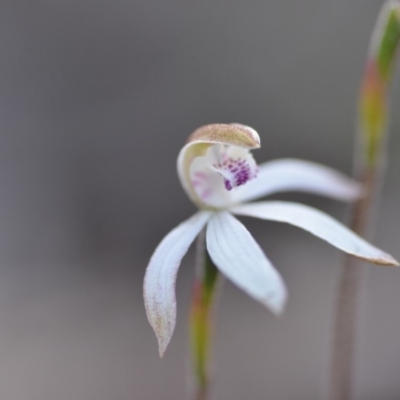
[190, 231, 220, 400]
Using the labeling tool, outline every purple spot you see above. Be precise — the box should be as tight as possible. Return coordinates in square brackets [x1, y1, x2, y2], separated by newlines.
[224, 180, 233, 191]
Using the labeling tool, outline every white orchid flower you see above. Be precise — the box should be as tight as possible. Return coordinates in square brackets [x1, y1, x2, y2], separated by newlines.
[144, 123, 398, 356]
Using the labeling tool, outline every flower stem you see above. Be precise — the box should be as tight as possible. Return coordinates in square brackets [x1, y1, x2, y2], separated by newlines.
[190, 231, 220, 400]
[328, 168, 376, 400]
[328, 3, 400, 398]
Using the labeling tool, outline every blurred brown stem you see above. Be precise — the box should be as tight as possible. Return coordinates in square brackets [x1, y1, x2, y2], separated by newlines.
[328, 168, 375, 400]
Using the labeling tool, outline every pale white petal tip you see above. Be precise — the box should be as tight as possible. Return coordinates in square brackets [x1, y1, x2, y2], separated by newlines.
[157, 335, 170, 358]
[360, 252, 400, 267]
[265, 285, 288, 316]
[144, 300, 174, 358]
[267, 293, 287, 316]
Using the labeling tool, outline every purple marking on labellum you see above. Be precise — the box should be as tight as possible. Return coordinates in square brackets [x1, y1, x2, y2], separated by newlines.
[214, 157, 255, 191]
[224, 180, 233, 191]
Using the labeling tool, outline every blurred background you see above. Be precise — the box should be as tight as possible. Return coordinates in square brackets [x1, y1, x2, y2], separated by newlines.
[0, 1, 399, 399]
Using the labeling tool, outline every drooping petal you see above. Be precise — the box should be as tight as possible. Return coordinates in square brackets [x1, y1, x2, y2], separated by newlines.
[144, 211, 212, 357]
[231, 158, 362, 204]
[231, 201, 399, 266]
[206, 212, 287, 314]
[177, 124, 260, 209]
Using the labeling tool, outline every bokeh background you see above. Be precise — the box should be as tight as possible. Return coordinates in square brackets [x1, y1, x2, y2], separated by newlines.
[0, 1, 399, 399]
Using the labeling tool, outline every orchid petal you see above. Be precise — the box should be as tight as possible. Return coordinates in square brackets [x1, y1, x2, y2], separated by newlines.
[206, 212, 287, 314]
[144, 211, 211, 357]
[231, 158, 362, 204]
[231, 201, 399, 266]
